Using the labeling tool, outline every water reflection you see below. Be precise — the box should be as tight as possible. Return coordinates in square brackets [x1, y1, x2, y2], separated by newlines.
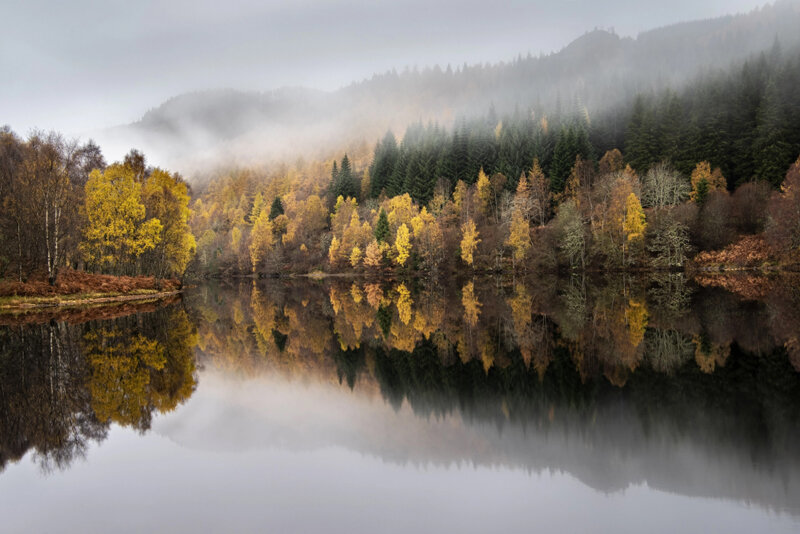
[185, 274, 800, 514]
[0, 305, 197, 472]
[1, 273, 800, 522]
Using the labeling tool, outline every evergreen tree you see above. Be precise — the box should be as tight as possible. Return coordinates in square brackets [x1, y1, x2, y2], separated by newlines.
[625, 95, 658, 172]
[694, 178, 710, 205]
[331, 154, 359, 200]
[268, 197, 284, 220]
[369, 131, 398, 197]
[387, 147, 408, 197]
[374, 209, 390, 244]
[754, 79, 794, 185]
[550, 127, 575, 193]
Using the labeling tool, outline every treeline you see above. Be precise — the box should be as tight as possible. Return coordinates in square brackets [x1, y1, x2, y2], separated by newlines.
[365, 44, 800, 201]
[0, 129, 195, 283]
[6, 46, 799, 279]
[191, 148, 800, 276]
[187, 46, 800, 276]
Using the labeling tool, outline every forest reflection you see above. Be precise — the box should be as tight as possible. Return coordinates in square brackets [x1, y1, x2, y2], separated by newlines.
[190, 273, 800, 387]
[186, 274, 800, 512]
[2, 274, 800, 513]
[0, 306, 197, 472]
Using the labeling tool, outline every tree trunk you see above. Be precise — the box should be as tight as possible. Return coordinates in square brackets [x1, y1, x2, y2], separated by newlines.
[16, 220, 23, 282]
[45, 203, 54, 285]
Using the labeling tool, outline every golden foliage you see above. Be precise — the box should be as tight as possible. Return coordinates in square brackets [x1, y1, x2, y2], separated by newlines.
[394, 223, 412, 266]
[349, 245, 362, 267]
[250, 210, 274, 272]
[690, 161, 726, 201]
[82, 165, 162, 271]
[462, 281, 481, 327]
[363, 239, 385, 269]
[623, 193, 647, 242]
[460, 219, 480, 266]
[328, 236, 341, 265]
[506, 207, 531, 264]
[476, 168, 492, 215]
[625, 299, 649, 348]
[396, 283, 413, 325]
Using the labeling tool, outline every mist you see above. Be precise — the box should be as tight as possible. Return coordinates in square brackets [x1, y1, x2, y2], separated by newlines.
[1, 1, 777, 158]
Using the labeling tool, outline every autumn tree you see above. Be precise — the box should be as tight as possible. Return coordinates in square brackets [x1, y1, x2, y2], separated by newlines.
[410, 207, 443, 270]
[622, 192, 647, 265]
[249, 192, 265, 224]
[394, 223, 412, 266]
[767, 156, 800, 253]
[141, 168, 196, 277]
[528, 159, 552, 226]
[460, 219, 480, 266]
[1, 131, 98, 283]
[555, 199, 585, 270]
[690, 161, 726, 202]
[250, 210, 275, 273]
[598, 149, 624, 175]
[349, 245, 362, 268]
[590, 174, 636, 268]
[82, 164, 162, 274]
[476, 168, 492, 216]
[363, 239, 386, 269]
[462, 281, 481, 327]
[505, 208, 531, 269]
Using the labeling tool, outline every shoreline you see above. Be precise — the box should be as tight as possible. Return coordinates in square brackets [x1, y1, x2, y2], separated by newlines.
[0, 289, 183, 313]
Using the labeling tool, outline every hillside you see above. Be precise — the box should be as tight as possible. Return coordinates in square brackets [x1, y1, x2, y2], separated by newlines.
[97, 1, 800, 173]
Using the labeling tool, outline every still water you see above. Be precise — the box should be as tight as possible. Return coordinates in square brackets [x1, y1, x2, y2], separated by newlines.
[1, 275, 799, 533]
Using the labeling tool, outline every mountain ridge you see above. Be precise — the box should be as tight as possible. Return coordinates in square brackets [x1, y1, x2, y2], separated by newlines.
[96, 1, 800, 172]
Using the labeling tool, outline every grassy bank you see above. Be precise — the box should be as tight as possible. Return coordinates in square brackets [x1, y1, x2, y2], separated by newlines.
[0, 269, 181, 313]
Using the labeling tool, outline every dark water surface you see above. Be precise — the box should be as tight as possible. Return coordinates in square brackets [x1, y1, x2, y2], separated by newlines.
[1, 275, 800, 533]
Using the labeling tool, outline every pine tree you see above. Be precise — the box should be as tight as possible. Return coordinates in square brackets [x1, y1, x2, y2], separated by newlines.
[374, 209, 390, 243]
[387, 147, 408, 197]
[369, 131, 398, 197]
[626, 95, 655, 172]
[333, 154, 358, 200]
[268, 197, 284, 220]
[754, 79, 794, 185]
[550, 126, 574, 193]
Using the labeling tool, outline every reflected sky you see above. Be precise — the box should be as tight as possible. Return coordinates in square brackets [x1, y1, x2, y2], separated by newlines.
[1, 362, 799, 534]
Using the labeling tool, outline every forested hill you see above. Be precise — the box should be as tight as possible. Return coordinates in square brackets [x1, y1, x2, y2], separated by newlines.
[99, 1, 800, 171]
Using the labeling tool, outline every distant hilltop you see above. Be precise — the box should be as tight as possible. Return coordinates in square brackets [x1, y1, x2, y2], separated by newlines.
[96, 1, 800, 172]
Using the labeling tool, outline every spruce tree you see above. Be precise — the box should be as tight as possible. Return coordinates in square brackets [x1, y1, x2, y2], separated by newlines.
[374, 209, 390, 243]
[369, 131, 398, 197]
[331, 154, 359, 200]
[268, 197, 284, 220]
[549, 127, 574, 193]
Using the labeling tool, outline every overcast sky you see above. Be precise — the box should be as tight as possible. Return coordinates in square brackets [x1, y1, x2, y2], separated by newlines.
[0, 0, 771, 136]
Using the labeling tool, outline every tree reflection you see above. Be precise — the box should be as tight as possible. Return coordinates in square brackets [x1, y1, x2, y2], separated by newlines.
[0, 305, 197, 472]
[185, 273, 800, 480]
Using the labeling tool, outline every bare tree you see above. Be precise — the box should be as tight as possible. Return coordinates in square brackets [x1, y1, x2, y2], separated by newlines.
[641, 162, 690, 209]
